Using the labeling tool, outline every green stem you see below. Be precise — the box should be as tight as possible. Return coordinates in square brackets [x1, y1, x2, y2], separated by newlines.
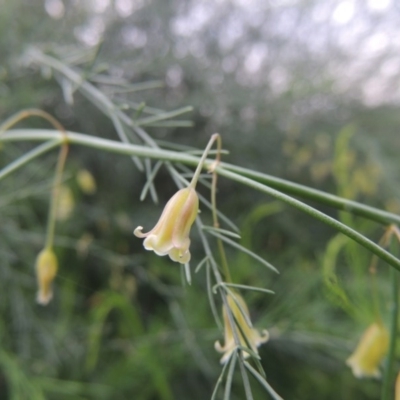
[221, 163, 400, 226]
[369, 256, 383, 326]
[44, 143, 69, 249]
[381, 238, 399, 400]
[3, 130, 400, 272]
[0, 110, 70, 250]
[189, 133, 219, 189]
[3, 128, 399, 225]
[216, 168, 400, 273]
[209, 135, 232, 283]
[0, 109, 68, 138]
[0, 139, 61, 182]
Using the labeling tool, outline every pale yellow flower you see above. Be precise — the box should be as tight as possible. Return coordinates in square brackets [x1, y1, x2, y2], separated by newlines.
[35, 248, 58, 305]
[134, 187, 199, 264]
[346, 322, 389, 378]
[215, 292, 269, 364]
[77, 169, 96, 195]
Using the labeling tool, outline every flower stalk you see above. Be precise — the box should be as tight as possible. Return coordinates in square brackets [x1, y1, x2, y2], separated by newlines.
[381, 226, 400, 400]
[209, 134, 232, 283]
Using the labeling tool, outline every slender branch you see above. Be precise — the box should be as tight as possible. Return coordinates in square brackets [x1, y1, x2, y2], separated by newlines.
[0, 109, 67, 137]
[2, 128, 399, 224]
[3, 129, 400, 272]
[0, 140, 61, 182]
[221, 162, 400, 226]
[44, 143, 69, 249]
[381, 235, 399, 400]
[0, 110, 69, 250]
[189, 133, 219, 189]
[209, 134, 232, 283]
[216, 168, 400, 273]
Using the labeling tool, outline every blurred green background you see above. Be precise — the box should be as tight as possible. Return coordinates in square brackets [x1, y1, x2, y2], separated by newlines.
[1, 0, 400, 399]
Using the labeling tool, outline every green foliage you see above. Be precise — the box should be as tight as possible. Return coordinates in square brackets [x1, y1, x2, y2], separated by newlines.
[2, 1, 400, 399]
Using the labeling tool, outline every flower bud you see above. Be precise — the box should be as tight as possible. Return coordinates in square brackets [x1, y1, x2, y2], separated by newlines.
[35, 248, 58, 305]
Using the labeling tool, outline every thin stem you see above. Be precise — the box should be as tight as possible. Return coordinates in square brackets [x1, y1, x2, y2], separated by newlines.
[216, 224, 232, 282]
[0, 110, 69, 250]
[223, 350, 237, 400]
[3, 130, 400, 272]
[210, 134, 232, 283]
[0, 139, 61, 182]
[189, 133, 219, 189]
[213, 283, 275, 296]
[44, 143, 69, 249]
[220, 162, 400, 226]
[0, 109, 67, 138]
[369, 255, 383, 325]
[4, 128, 400, 225]
[215, 168, 400, 273]
[381, 232, 399, 400]
[244, 362, 284, 400]
[369, 227, 399, 325]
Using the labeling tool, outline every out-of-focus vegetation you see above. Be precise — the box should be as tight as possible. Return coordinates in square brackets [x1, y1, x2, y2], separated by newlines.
[1, 0, 400, 399]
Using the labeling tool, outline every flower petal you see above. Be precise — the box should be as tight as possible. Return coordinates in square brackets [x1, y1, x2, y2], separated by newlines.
[134, 187, 199, 264]
[346, 323, 389, 378]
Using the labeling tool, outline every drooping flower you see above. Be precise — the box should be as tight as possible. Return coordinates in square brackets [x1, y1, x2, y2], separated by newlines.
[134, 187, 199, 264]
[35, 247, 58, 305]
[346, 322, 389, 378]
[215, 292, 269, 364]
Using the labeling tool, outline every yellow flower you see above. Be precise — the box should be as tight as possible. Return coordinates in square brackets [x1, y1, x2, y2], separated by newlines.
[77, 169, 96, 195]
[215, 292, 269, 364]
[346, 322, 389, 378]
[35, 248, 58, 305]
[134, 187, 199, 264]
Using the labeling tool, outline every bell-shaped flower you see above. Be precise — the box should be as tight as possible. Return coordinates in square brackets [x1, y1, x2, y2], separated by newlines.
[346, 322, 389, 378]
[215, 292, 269, 364]
[134, 187, 199, 264]
[35, 247, 58, 305]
